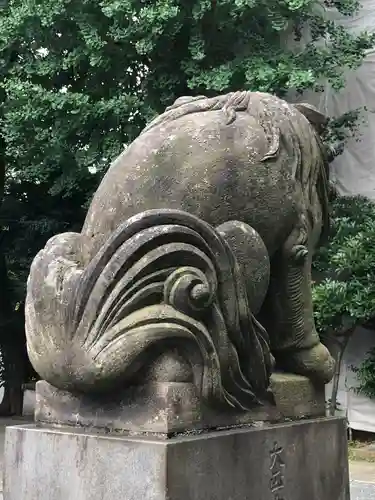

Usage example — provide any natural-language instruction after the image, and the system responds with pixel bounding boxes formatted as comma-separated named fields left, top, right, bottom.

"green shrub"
left=313, top=195, right=375, bottom=403
left=313, top=195, right=375, bottom=336
left=354, top=349, right=375, bottom=398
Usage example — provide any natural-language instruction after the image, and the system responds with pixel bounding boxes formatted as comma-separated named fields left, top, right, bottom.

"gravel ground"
left=351, top=481, right=375, bottom=499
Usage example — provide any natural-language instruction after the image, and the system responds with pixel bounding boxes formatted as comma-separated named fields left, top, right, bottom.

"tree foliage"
left=0, top=0, right=373, bottom=396
left=312, top=196, right=375, bottom=408
left=1, top=0, right=374, bottom=193
left=354, top=350, right=375, bottom=398
left=313, top=196, right=375, bottom=335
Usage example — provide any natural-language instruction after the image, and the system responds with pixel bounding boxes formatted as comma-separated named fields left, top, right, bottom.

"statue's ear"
left=293, top=103, right=328, bottom=131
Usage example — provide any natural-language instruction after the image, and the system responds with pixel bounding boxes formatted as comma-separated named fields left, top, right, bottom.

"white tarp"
left=306, top=1, right=375, bottom=198
left=309, top=0, right=375, bottom=429
left=315, top=57, right=375, bottom=198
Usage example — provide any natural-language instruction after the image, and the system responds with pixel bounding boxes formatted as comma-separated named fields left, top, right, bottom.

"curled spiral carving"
left=164, top=267, right=214, bottom=317
left=25, top=209, right=273, bottom=410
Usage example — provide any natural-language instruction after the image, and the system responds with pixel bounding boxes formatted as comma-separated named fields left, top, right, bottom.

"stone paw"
left=276, top=342, right=335, bottom=385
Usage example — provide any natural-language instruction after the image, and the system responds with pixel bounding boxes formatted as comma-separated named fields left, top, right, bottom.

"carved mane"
left=143, top=90, right=330, bottom=247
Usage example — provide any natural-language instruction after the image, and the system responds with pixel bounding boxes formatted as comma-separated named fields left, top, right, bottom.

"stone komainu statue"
left=25, top=91, right=334, bottom=411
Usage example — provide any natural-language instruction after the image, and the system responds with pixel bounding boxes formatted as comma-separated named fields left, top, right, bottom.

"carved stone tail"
left=25, top=209, right=273, bottom=410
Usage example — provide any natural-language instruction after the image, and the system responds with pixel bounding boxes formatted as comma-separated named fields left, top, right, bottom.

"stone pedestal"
left=33, top=373, right=326, bottom=435
left=4, top=417, right=349, bottom=500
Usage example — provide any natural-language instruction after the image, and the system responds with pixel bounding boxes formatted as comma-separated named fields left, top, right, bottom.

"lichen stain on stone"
left=25, top=90, right=335, bottom=422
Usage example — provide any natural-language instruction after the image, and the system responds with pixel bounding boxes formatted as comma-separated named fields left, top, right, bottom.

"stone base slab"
left=4, top=417, right=349, bottom=500
left=35, top=372, right=325, bottom=435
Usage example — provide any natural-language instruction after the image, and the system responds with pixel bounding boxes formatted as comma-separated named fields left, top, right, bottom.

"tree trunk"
left=0, top=340, right=24, bottom=416
left=328, top=330, right=353, bottom=417
left=0, top=94, right=25, bottom=415
left=0, top=251, right=25, bottom=416
left=0, top=47, right=26, bottom=415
